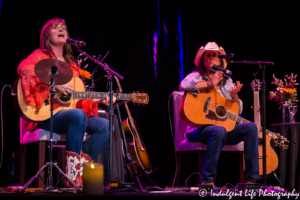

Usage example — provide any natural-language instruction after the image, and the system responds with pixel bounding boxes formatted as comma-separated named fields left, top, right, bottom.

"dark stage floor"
left=1, top=186, right=299, bottom=199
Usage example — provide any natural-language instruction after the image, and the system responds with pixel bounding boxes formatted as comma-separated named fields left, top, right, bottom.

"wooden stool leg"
left=175, top=151, right=181, bottom=186
left=239, top=151, right=245, bottom=183
left=19, top=144, right=26, bottom=185
left=37, top=141, right=46, bottom=188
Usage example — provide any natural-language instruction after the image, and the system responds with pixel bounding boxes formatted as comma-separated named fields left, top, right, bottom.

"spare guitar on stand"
left=251, top=79, right=288, bottom=187
left=113, top=76, right=162, bottom=191
left=251, top=79, right=279, bottom=175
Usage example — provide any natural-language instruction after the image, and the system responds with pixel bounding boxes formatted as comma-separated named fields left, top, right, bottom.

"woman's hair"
left=198, top=51, right=225, bottom=75
left=39, top=18, right=75, bottom=65
left=198, top=51, right=227, bottom=82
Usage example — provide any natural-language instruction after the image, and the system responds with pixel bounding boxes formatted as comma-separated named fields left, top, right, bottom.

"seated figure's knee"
left=97, top=118, right=109, bottom=138
left=250, top=122, right=258, bottom=131
left=104, top=119, right=109, bottom=131
left=67, top=109, right=87, bottom=124
left=212, top=126, right=227, bottom=140
left=246, top=122, right=258, bottom=137
left=78, top=109, right=87, bottom=118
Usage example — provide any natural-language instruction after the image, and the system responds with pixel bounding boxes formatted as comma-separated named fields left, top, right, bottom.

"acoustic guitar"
left=179, top=83, right=289, bottom=150
left=13, top=76, right=149, bottom=122
left=114, top=76, right=152, bottom=174
left=251, top=79, right=280, bottom=176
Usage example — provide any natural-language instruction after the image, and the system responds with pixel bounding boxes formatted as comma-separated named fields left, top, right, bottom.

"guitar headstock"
left=272, top=132, right=290, bottom=150
left=131, top=93, right=149, bottom=104
left=251, top=79, right=261, bottom=92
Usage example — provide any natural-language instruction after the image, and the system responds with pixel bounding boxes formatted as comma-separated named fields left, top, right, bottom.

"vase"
left=282, top=100, right=298, bottom=123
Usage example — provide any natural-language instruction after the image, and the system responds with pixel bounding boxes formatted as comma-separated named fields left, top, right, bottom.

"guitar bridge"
left=205, top=110, right=227, bottom=121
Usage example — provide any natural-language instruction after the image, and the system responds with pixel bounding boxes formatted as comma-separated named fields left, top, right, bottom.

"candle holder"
left=82, top=162, right=104, bottom=196
left=282, top=101, right=298, bottom=123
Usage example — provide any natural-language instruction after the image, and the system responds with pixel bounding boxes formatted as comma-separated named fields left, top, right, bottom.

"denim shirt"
left=179, top=71, right=244, bottom=136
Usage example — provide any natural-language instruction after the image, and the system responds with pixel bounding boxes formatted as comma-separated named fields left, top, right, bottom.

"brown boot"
left=65, top=151, right=82, bottom=188
left=201, top=182, right=216, bottom=187
left=79, top=152, right=92, bottom=186
left=80, top=152, right=92, bottom=165
left=245, top=180, right=256, bottom=184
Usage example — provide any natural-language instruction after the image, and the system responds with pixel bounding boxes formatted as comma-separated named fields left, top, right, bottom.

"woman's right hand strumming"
left=54, top=83, right=74, bottom=95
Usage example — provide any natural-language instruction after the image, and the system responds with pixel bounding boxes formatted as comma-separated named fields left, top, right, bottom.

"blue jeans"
left=186, top=122, right=259, bottom=183
left=82, top=115, right=109, bottom=160
left=38, top=109, right=109, bottom=161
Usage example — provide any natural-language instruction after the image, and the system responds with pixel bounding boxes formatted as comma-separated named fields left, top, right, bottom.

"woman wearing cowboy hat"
left=180, top=42, right=259, bottom=186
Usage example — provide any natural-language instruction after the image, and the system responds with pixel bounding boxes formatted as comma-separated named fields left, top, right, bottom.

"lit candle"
left=82, top=162, right=103, bottom=195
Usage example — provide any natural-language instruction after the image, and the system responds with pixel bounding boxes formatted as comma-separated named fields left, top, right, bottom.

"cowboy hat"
left=194, top=42, right=226, bottom=67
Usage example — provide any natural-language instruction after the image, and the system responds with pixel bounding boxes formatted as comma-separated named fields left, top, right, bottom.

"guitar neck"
left=226, top=110, right=276, bottom=139
left=113, top=76, right=142, bottom=143
left=72, top=91, right=131, bottom=100
left=253, top=91, right=261, bottom=128
left=124, top=103, right=139, bottom=133
left=225, top=111, right=250, bottom=124
left=115, top=78, right=144, bottom=149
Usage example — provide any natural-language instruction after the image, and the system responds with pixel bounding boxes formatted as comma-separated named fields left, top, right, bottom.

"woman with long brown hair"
left=17, top=18, right=115, bottom=188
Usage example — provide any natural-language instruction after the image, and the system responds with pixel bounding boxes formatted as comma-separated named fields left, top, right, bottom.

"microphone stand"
left=77, top=48, right=124, bottom=190
left=89, top=52, right=110, bottom=91
left=20, top=66, right=78, bottom=192
left=227, top=60, right=274, bottom=65
left=228, top=59, right=274, bottom=186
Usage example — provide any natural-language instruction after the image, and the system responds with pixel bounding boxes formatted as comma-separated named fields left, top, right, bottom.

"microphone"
left=211, top=65, right=232, bottom=79
left=218, top=53, right=235, bottom=60
left=66, top=38, right=86, bottom=47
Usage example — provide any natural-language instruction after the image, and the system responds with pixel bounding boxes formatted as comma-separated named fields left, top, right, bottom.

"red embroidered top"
left=17, top=49, right=99, bottom=130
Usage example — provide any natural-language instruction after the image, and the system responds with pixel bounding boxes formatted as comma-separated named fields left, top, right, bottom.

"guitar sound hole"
left=215, top=106, right=226, bottom=117
left=57, top=92, right=72, bottom=103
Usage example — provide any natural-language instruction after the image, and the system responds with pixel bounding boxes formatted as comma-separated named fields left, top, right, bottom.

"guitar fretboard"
left=226, top=111, right=250, bottom=123
left=72, top=91, right=131, bottom=100
left=226, top=111, right=275, bottom=139
left=253, top=91, right=261, bottom=127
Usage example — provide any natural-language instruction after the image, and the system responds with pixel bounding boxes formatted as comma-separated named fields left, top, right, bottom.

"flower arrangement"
left=79, top=68, right=92, bottom=79
left=269, top=73, right=298, bottom=108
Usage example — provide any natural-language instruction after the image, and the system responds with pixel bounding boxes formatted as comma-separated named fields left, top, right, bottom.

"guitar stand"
left=271, top=171, right=284, bottom=189
left=20, top=66, right=78, bottom=193
left=20, top=161, right=79, bottom=193
left=114, top=103, right=162, bottom=192
left=125, top=160, right=145, bottom=191
left=123, top=154, right=161, bottom=192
